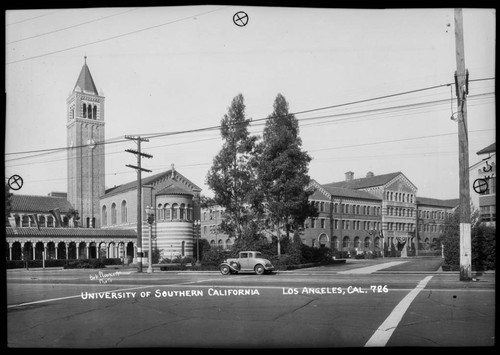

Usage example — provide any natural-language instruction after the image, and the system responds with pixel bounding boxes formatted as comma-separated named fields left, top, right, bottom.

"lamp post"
left=193, top=220, right=201, bottom=265
left=145, top=205, right=155, bottom=273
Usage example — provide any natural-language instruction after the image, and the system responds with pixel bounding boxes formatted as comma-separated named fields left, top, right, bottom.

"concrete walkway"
left=337, top=260, right=410, bottom=274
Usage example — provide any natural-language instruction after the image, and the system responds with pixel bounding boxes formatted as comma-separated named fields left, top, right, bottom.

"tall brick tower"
left=66, top=57, right=105, bottom=228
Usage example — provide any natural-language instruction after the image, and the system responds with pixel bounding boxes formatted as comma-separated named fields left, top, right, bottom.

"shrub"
left=63, top=259, right=106, bottom=269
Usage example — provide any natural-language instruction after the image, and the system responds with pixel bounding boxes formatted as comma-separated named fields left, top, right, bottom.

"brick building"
left=199, top=171, right=459, bottom=256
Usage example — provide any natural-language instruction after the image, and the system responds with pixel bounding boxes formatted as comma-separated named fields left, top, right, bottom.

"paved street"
left=7, top=257, right=495, bottom=348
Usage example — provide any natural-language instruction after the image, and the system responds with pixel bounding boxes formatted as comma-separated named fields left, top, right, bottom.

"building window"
left=102, top=206, right=107, bottom=226
left=320, top=202, right=324, bottom=212
left=121, top=200, right=127, bottom=223
left=172, top=203, right=178, bottom=220
left=110, top=203, right=117, bottom=224
left=157, top=204, right=163, bottom=220
left=311, top=218, right=316, bottom=228
left=180, top=204, right=185, bottom=220
left=164, top=204, right=170, bottom=220
left=82, top=103, right=87, bottom=118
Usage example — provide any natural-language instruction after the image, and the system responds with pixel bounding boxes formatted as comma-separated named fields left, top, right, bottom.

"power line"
left=6, top=6, right=230, bottom=65
left=6, top=8, right=139, bottom=45
left=4, top=82, right=495, bottom=160
left=6, top=9, right=63, bottom=26
left=308, top=129, right=493, bottom=153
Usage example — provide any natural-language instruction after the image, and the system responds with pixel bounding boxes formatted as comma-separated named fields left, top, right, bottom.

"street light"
left=193, top=220, right=201, bottom=265
left=145, top=205, right=155, bottom=273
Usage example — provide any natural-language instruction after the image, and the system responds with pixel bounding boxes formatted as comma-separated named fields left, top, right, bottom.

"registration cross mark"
left=233, top=11, right=249, bottom=27
left=8, top=174, right=23, bottom=190
left=473, top=178, right=488, bottom=194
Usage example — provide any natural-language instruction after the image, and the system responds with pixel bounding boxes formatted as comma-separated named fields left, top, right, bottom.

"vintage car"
left=219, top=251, right=274, bottom=275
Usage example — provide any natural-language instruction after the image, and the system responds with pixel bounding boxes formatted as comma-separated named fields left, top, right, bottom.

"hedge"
left=6, top=258, right=122, bottom=269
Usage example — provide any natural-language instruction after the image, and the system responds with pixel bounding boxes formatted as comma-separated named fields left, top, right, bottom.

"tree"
left=255, top=93, right=315, bottom=255
left=206, top=94, right=258, bottom=239
left=65, top=208, right=80, bottom=227
left=440, top=205, right=495, bottom=270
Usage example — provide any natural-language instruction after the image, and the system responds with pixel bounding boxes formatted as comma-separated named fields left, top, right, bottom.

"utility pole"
left=454, top=8, right=472, bottom=281
left=125, top=135, right=153, bottom=273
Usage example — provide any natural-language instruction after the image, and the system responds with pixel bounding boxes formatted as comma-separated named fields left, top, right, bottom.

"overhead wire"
left=6, top=8, right=139, bottom=45
left=5, top=6, right=230, bottom=65
left=5, top=82, right=495, bottom=164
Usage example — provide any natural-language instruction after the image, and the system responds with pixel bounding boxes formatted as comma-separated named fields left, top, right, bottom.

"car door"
left=239, top=252, right=250, bottom=270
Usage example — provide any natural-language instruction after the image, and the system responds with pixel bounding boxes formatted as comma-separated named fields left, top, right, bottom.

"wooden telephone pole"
left=125, top=135, right=153, bottom=273
left=454, top=8, right=472, bottom=281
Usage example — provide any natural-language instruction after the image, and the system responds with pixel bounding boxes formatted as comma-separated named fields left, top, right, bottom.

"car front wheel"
left=254, top=265, right=265, bottom=275
left=220, top=265, right=230, bottom=275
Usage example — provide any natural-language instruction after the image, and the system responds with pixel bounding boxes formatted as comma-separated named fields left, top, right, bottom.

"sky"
left=4, top=6, right=496, bottom=207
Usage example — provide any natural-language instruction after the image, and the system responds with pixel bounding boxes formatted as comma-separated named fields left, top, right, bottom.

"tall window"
left=93, top=106, right=97, bottom=120
left=157, top=204, right=163, bottom=220
left=164, top=204, right=170, bottom=220
left=121, top=200, right=127, bottom=223
left=172, top=203, right=178, bottom=220
left=111, top=203, right=117, bottom=225
left=180, top=204, right=185, bottom=220
left=82, top=103, right=87, bottom=118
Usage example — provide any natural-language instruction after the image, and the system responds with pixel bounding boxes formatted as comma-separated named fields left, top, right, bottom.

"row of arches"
left=82, top=103, right=98, bottom=120
left=312, top=201, right=382, bottom=216
left=388, top=207, right=415, bottom=217
left=419, top=209, right=448, bottom=220
left=11, top=214, right=68, bottom=228
left=6, top=241, right=134, bottom=261
left=156, top=203, right=193, bottom=221
left=102, top=201, right=127, bottom=226
left=314, top=234, right=438, bottom=251
left=386, top=191, right=415, bottom=203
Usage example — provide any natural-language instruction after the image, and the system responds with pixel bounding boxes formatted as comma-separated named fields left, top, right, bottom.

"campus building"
left=6, top=193, right=136, bottom=262
left=5, top=58, right=203, bottom=263
left=304, top=171, right=459, bottom=255
left=475, top=142, right=496, bottom=226
left=100, top=165, right=202, bottom=260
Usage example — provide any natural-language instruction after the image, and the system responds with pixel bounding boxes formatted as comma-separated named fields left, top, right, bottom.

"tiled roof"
left=10, top=194, right=74, bottom=214
left=156, top=183, right=193, bottom=196
left=476, top=142, right=495, bottom=155
left=416, top=197, right=460, bottom=208
left=5, top=227, right=136, bottom=238
left=322, top=185, right=380, bottom=201
left=103, top=169, right=201, bottom=198
left=324, top=172, right=402, bottom=190
left=73, top=60, right=99, bottom=95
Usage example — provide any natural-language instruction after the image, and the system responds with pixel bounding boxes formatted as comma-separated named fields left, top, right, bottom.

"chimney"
left=366, top=171, right=374, bottom=178
left=345, top=171, right=354, bottom=181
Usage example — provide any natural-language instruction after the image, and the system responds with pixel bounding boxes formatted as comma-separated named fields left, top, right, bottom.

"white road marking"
left=364, top=275, right=433, bottom=347
left=338, top=261, right=409, bottom=274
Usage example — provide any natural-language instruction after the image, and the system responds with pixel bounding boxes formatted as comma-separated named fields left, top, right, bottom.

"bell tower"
left=67, top=57, right=105, bottom=228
